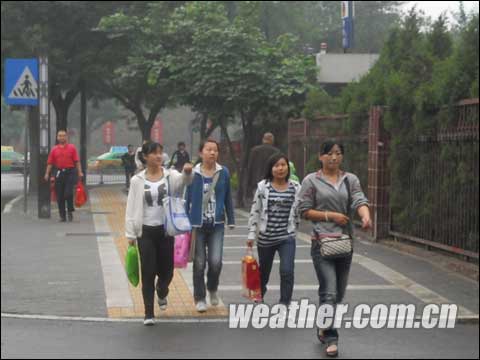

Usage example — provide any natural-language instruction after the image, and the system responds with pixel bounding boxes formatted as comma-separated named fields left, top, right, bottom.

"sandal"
left=317, top=329, right=338, bottom=357
left=325, top=340, right=338, bottom=358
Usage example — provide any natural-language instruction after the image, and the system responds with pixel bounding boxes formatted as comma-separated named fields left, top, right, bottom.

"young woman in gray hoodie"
left=298, top=141, right=372, bottom=357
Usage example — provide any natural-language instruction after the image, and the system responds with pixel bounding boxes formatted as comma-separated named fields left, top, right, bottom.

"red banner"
left=150, top=117, right=163, bottom=143
left=103, top=121, right=115, bottom=145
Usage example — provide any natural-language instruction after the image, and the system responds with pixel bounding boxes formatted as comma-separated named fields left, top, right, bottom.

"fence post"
left=368, top=106, right=391, bottom=241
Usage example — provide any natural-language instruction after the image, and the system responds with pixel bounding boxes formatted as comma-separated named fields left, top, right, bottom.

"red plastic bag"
left=241, top=246, right=262, bottom=302
left=75, top=181, right=87, bottom=207
left=50, top=177, right=57, bottom=202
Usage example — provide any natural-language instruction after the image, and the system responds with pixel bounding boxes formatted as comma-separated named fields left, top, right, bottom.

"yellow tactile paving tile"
left=91, top=186, right=228, bottom=319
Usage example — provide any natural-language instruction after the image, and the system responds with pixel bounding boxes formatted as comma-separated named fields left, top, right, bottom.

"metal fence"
left=389, top=100, right=479, bottom=258
left=86, top=168, right=126, bottom=186
left=288, top=100, right=479, bottom=259
left=288, top=113, right=369, bottom=187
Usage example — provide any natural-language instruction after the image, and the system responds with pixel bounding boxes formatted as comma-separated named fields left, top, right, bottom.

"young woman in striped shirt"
left=247, top=153, right=301, bottom=306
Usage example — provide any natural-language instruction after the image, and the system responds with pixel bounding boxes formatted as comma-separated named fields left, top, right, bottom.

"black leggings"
left=137, top=225, right=174, bottom=318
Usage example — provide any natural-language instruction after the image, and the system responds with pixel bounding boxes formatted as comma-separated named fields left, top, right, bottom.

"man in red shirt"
left=44, top=129, right=84, bottom=222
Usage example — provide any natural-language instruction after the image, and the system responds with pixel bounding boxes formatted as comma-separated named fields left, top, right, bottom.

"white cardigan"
left=247, top=179, right=301, bottom=241
left=125, top=168, right=193, bottom=240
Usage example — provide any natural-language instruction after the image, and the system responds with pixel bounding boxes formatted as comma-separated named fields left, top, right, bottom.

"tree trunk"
left=53, top=101, right=68, bottom=133
left=236, top=112, right=255, bottom=208
left=133, top=107, right=148, bottom=141
left=80, top=81, right=87, bottom=184
left=200, top=113, right=208, bottom=142
left=51, top=88, right=79, bottom=133
left=219, top=118, right=240, bottom=175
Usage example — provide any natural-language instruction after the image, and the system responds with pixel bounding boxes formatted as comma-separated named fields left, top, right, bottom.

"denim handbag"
left=163, top=175, right=192, bottom=237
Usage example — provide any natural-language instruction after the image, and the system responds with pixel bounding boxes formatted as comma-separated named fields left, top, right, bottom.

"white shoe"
left=209, top=291, right=219, bottom=306
left=158, top=296, right=168, bottom=311
left=143, top=318, right=155, bottom=326
left=196, top=301, right=207, bottom=313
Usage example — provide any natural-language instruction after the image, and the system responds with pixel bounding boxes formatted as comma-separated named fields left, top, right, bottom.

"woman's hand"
left=361, top=216, right=372, bottom=230
left=128, top=239, right=136, bottom=247
left=357, top=206, right=372, bottom=231
left=183, top=163, right=193, bottom=174
left=330, top=212, right=350, bottom=226
left=246, top=239, right=254, bottom=248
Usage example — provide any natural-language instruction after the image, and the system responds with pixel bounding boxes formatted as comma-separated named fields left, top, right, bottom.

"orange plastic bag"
left=75, top=181, right=87, bottom=207
left=241, top=246, right=262, bottom=302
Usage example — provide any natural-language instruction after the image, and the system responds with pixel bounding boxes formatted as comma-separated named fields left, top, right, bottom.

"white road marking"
left=3, top=194, right=23, bottom=213
left=1, top=313, right=228, bottom=323
left=90, top=191, right=133, bottom=309
left=218, top=285, right=399, bottom=291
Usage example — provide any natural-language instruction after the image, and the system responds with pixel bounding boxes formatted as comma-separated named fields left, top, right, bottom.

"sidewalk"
left=89, top=186, right=228, bottom=318
left=2, top=185, right=479, bottom=323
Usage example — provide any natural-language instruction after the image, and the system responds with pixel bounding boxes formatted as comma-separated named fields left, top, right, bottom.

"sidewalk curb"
left=2, top=312, right=478, bottom=325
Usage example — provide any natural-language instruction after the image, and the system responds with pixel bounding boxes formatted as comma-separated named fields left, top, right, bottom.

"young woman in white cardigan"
left=125, top=142, right=193, bottom=325
left=247, top=153, right=301, bottom=306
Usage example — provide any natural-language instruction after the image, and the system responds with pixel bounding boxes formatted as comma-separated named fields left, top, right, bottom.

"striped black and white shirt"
left=258, top=183, right=296, bottom=247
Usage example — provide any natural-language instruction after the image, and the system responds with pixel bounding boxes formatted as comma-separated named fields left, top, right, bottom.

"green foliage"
left=230, top=172, right=239, bottom=191
left=338, top=9, right=479, bottom=246
left=1, top=99, right=26, bottom=145
left=305, top=153, right=321, bottom=176
left=302, top=87, right=339, bottom=120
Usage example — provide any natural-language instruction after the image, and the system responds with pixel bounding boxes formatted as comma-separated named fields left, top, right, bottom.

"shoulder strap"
left=202, top=170, right=220, bottom=210
left=344, top=176, right=353, bottom=237
left=166, top=170, right=174, bottom=197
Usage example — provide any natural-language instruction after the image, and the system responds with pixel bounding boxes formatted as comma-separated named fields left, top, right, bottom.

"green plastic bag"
left=125, top=244, right=139, bottom=287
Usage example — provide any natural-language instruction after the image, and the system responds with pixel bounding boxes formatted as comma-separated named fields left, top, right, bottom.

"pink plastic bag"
left=174, top=232, right=192, bottom=269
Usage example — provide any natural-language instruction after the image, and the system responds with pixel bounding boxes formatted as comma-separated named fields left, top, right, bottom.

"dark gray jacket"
left=246, top=144, right=280, bottom=197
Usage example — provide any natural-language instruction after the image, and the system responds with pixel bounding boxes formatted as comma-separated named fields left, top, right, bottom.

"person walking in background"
left=246, top=133, right=280, bottom=203
left=44, top=129, right=84, bottom=222
left=169, top=142, right=191, bottom=172
left=121, top=145, right=136, bottom=192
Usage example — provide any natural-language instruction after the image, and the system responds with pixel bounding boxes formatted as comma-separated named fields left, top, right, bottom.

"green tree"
left=161, top=2, right=316, bottom=205
left=338, top=9, right=479, bottom=245
left=96, top=2, right=187, bottom=141
left=1, top=1, right=122, bottom=131
left=1, top=98, right=26, bottom=145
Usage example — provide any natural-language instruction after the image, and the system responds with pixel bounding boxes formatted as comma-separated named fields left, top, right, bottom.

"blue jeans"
left=311, top=240, right=353, bottom=342
left=193, top=224, right=225, bottom=302
left=257, top=237, right=296, bottom=305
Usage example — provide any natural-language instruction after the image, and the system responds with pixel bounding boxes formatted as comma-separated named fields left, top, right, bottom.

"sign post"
left=4, top=58, right=41, bottom=215
left=38, top=55, right=51, bottom=219
left=341, top=1, right=355, bottom=52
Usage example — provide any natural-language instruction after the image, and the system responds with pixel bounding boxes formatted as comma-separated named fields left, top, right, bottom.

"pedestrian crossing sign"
left=4, top=58, right=39, bottom=106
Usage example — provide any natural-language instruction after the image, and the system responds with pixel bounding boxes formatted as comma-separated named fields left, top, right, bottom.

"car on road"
left=87, top=146, right=129, bottom=173
left=11, top=152, right=29, bottom=174
left=1, top=149, right=27, bottom=173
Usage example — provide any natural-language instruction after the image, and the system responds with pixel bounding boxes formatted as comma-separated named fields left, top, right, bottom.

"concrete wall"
left=316, top=53, right=379, bottom=83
